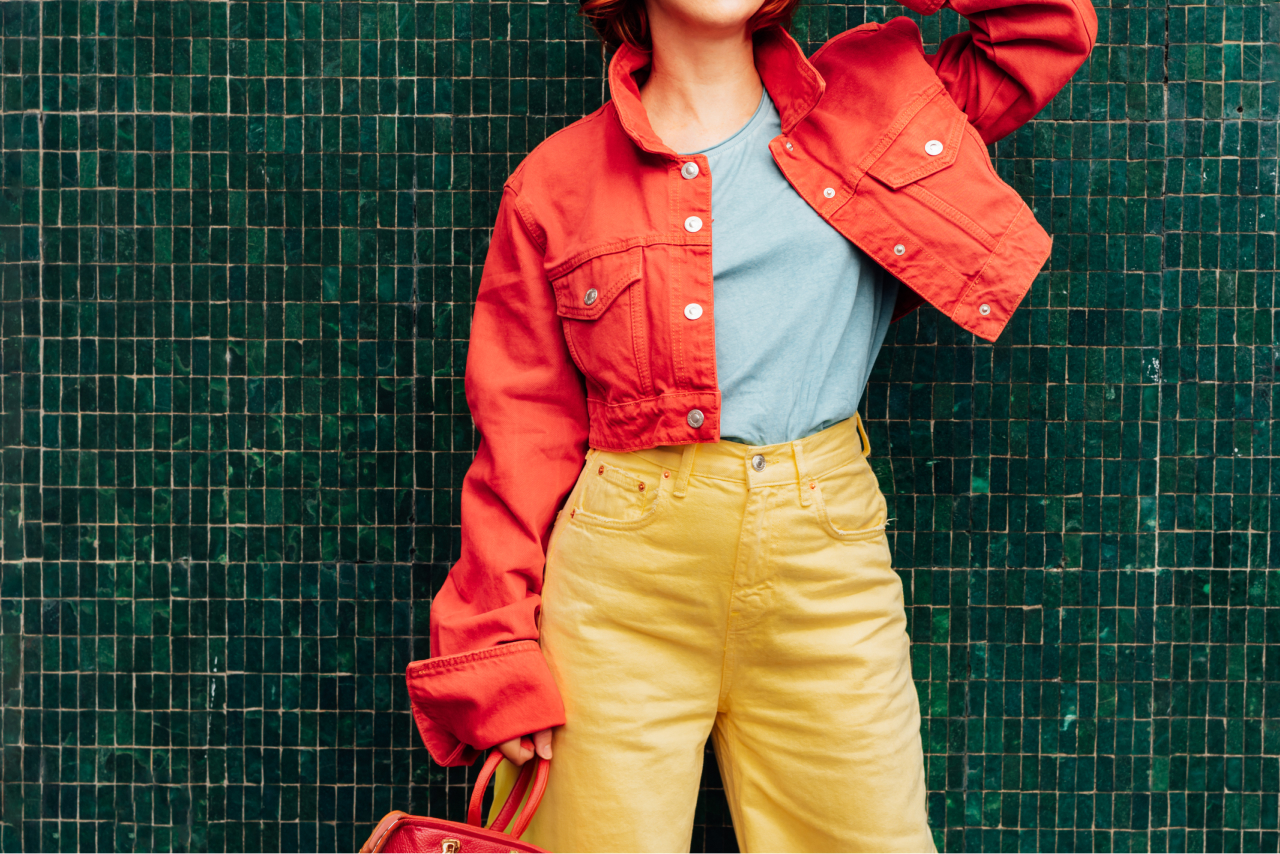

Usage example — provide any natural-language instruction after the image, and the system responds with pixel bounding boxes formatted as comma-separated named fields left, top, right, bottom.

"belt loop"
left=855, top=414, right=872, bottom=457
left=673, top=443, right=698, bottom=498
left=794, top=439, right=813, bottom=507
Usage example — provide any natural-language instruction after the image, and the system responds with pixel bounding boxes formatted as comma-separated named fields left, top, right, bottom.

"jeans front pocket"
left=570, top=452, right=666, bottom=531
left=810, top=456, right=889, bottom=542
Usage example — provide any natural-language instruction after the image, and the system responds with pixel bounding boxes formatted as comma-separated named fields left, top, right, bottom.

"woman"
left=406, top=0, right=1096, bottom=849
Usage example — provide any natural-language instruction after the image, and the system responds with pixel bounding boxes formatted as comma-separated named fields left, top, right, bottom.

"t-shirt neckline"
left=677, top=89, right=773, bottom=157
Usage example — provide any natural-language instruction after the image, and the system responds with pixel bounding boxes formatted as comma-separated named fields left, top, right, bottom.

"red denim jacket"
left=407, top=0, right=1097, bottom=766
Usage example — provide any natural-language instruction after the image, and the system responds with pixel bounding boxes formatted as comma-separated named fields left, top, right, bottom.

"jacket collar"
left=607, top=25, right=827, bottom=159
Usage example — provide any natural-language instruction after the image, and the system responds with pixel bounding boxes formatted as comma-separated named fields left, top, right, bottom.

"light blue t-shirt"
left=684, top=90, right=897, bottom=446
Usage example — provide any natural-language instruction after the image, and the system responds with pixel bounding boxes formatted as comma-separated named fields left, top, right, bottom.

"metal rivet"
left=684, top=216, right=703, bottom=233
left=638, top=482, right=645, bottom=491
left=925, top=139, right=944, bottom=156
left=687, top=409, right=705, bottom=428
left=979, top=303, right=991, bottom=316
left=810, top=482, right=816, bottom=489
left=598, top=465, right=604, bottom=475
left=823, top=187, right=835, bottom=198
left=583, top=288, right=598, bottom=306
left=684, top=303, right=703, bottom=320
left=751, top=454, right=766, bottom=472
left=663, top=471, right=671, bottom=478
left=681, top=161, right=699, bottom=179
left=785, top=141, right=794, bottom=151
left=894, top=244, right=906, bottom=256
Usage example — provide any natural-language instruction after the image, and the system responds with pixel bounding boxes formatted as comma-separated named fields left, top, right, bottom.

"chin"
left=658, top=0, right=768, bottom=34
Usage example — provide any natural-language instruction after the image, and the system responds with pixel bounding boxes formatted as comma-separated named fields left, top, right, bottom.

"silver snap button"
left=925, top=139, right=944, bottom=156
left=681, top=161, right=699, bottom=180
left=785, top=141, right=794, bottom=151
left=583, top=288, right=598, bottom=306
left=893, top=244, right=905, bottom=256
left=979, top=303, right=991, bottom=316
left=687, top=409, right=705, bottom=428
left=684, top=303, right=703, bottom=320
left=823, top=187, right=835, bottom=198
left=751, top=454, right=766, bottom=472
left=684, top=216, right=703, bottom=233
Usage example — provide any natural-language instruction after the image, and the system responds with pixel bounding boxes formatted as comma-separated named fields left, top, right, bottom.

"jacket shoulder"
left=811, top=16, right=926, bottom=68
left=810, top=16, right=943, bottom=108
left=506, top=105, right=615, bottom=196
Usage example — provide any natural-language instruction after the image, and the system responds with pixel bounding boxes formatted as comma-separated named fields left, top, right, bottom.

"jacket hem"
left=586, top=390, right=723, bottom=452
left=950, top=206, right=1053, bottom=341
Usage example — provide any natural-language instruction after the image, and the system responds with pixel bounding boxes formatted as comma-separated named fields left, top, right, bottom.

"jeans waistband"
left=601, top=414, right=871, bottom=492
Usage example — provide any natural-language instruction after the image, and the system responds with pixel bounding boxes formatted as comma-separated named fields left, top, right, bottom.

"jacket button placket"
left=678, top=156, right=713, bottom=432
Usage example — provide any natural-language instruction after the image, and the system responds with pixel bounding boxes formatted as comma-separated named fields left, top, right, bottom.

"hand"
left=497, top=729, right=553, bottom=766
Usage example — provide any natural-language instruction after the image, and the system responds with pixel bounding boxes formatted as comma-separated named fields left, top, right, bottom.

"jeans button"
left=687, top=409, right=705, bottom=428
left=751, top=454, right=766, bottom=472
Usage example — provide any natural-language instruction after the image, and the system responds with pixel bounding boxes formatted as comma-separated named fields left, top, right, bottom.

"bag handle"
left=466, top=744, right=550, bottom=839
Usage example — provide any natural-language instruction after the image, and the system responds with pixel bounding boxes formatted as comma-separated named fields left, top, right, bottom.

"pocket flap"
left=865, top=90, right=968, bottom=190
left=550, top=248, right=642, bottom=321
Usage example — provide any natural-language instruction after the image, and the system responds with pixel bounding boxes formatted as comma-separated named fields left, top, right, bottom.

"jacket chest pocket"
left=863, top=88, right=1008, bottom=251
left=549, top=246, right=652, bottom=399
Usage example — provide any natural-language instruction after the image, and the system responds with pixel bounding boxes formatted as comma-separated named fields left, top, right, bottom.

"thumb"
left=533, top=729, right=553, bottom=760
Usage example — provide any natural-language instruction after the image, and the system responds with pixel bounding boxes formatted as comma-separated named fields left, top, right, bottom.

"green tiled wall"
left=0, top=0, right=1277, bottom=850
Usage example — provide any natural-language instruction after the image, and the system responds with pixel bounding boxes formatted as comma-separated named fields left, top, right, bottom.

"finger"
left=533, top=729, right=553, bottom=760
left=498, top=736, right=532, bottom=766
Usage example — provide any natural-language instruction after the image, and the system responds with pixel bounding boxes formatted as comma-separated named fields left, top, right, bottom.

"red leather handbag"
left=359, top=749, right=549, bottom=853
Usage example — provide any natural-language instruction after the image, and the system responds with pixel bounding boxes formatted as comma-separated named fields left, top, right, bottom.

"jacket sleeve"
left=406, top=185, right=587, bottom=767
left=899, top=0, right=1098, bottom=144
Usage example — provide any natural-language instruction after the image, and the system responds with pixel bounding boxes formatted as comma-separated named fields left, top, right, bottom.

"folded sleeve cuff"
left=405, top=640, right=567, bottom=767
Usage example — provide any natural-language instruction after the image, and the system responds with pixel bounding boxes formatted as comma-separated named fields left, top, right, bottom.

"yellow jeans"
left=497, top=417, right=934, bottom=853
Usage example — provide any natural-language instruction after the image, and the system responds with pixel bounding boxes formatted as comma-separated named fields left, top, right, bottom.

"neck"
left=639, top=18, right=763, bottom=153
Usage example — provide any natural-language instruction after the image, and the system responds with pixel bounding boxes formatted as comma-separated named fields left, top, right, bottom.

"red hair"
left=579, top=0, right=801, bottom=51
